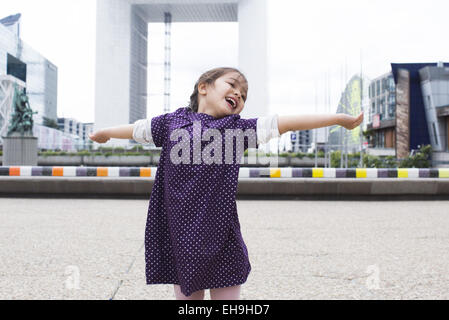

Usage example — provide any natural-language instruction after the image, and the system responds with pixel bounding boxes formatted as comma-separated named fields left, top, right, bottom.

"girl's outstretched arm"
left=89, top=124, right=134, bottom=143
left=277, top=112, right=364, bottom=135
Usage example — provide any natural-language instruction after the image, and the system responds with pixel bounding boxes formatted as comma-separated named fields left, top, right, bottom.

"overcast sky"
left=1, top=0, right=448, bottom=123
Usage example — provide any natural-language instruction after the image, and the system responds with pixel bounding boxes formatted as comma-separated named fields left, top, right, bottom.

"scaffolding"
left=164, top=12, right=172, bottom=113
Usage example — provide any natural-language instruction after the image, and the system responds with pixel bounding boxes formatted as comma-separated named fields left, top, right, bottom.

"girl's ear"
left=198, top=82, right=207, bottom=95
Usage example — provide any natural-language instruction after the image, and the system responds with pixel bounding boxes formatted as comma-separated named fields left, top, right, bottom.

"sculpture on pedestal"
left=7, top=85, right=38, bottom=136
left=2, top=84, right=39, bottom=166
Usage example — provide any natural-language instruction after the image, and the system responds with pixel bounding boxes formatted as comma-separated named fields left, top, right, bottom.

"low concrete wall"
left=1, top=177, right=449, bottom=199
left=0, top=155, right=323, bottom=167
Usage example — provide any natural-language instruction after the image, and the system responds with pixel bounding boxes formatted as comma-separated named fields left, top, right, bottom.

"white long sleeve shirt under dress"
left=132, top=113, right=280, bottom=146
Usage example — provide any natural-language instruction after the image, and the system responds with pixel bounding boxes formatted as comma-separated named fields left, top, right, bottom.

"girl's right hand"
left=88, top=130, right=111, bottom=143
left=338, top=112, right=364, bottom=130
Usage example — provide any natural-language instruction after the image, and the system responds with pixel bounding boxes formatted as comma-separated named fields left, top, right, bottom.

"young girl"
left=89, top=67, right=363, bottom=300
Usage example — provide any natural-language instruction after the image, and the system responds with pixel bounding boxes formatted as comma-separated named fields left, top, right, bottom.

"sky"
left=0, top=0, right=448, bottom=124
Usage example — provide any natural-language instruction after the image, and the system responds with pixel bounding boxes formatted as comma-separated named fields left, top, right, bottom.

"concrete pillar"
left=238, top=0, right=268, bottom=118
left=95, top=0, right=132, bottom=147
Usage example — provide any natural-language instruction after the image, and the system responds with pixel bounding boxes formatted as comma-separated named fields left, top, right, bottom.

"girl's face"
left=198, top=72, right=247, bottom=118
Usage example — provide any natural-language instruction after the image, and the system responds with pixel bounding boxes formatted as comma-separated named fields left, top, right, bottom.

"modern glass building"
left=365, top=62, right=449, bottom=164
left=419, top=64, right=449, bottom=151
left=327, top=74, right=368, bottom=153
left=58, top=117, right=94, bottom=149
left=366, top=72, right=396, bottom=151
left=0, top=13, right=58, bottom=145
left=290, top=130, right=313, bottom=153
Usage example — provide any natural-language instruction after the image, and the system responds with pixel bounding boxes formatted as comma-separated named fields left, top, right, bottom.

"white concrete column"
left=238, top=0, right=268, bottom=118
left=95, top=0, right=132, bottom=147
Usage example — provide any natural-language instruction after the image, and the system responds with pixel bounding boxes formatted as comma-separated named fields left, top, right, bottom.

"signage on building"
left=373, top=114, right=380, bottom=128
left=291, top=132, right=297, bottom=141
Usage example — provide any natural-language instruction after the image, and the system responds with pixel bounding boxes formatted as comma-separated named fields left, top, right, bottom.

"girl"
left=89, top=67, right=363, bottom=300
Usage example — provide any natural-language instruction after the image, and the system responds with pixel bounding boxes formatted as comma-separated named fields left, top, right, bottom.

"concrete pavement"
left=0, top=198, right=448, bottom=299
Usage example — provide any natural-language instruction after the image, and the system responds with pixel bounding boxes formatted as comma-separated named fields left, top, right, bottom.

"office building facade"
left=366, top=72, right=396, bottom=151
left=365, top=62, right=449, bottom=163
left=0, top=14, right=58, bottom=145
left=290, top=130, right=313, bottom=153
left=58, top=117, right=94, bottom=149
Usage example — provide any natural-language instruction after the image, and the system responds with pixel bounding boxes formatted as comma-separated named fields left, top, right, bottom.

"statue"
left=7, top=85, right=38, bottom=136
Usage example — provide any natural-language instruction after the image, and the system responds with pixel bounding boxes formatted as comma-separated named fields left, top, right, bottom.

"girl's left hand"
left=338, top=112, right=364, bottom=130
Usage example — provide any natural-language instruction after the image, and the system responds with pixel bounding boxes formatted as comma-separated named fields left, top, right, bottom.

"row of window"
left=371, top=101, right=396, bottom=119
left=369, top=75, right=395, bottom=98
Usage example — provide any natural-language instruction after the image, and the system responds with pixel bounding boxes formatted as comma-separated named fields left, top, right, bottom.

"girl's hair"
left=188, top=67, right=248, bottom=112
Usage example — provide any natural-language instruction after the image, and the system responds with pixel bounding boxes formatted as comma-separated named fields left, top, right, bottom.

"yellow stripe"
left=439, top=168, right=449, bottom=178
left=398, top=169, right=408, bottom=178
left=270, top=168, right=281, bottom=178
left=312, top=168, right=323, bottom=178
left=356, top=168, right=367, bottom=178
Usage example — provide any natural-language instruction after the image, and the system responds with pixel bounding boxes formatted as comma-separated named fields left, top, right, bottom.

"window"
left=376, top=80, right=380, bottom=95
left=388, top=76, right=395, bottom=92
left=7, top=53, right=27, bottom=82
left=432, top=122, right=438, bottom=146
left=380, top=98, right=385, bottom=114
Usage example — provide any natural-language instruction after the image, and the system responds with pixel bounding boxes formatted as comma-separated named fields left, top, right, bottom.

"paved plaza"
left=0, top=197, right=448, bottom=300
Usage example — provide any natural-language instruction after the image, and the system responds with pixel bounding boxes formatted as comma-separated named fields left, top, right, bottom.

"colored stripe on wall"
left=1, top=167, right=449, bottom=178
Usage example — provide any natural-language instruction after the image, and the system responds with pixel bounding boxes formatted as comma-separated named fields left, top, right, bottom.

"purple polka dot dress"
left=145, top=107, right=259, bottom=297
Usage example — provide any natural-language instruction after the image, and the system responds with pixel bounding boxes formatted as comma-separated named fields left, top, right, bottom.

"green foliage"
left=124, top=152, right=143, bottom=156
left=398, top=144, right=432, bottom=168
left=331, top=150, right=341, bottom=168
left=98, top=146, right=113, bottom=153
left=331, top=150, right=361, bottom=168
left=113, top=147, right=125, bottom=153
left=361, top=144, right=432, bottom=168
left=36, top=149, right=153, bottom=157
left=29, top=145, right=433, bottom=169
left=384, top=156, right=398, bottom=168
left=306, top=153, right=315, bottom=158
left=130, top=145, right=144, bottom=152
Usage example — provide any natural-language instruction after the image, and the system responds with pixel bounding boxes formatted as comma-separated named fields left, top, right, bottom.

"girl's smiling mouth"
left=225, top=97, right=238, bottom=109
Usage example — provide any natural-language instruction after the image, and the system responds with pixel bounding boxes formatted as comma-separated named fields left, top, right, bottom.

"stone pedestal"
left=2, top=133, right=38, bottom=166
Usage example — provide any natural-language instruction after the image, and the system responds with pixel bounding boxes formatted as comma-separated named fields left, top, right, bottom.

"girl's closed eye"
left=228, top=82, right=245, bottom=100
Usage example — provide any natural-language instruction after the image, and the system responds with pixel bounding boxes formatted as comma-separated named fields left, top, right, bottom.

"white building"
left=58, top=117, right=94, bottom=149
left=0, top=14, right=58, bottom=137
left=95, top=0, right=268, bottom=147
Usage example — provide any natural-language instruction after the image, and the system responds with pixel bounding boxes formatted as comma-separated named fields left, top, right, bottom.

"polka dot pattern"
left=145, top=107, right=258, bottom=297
